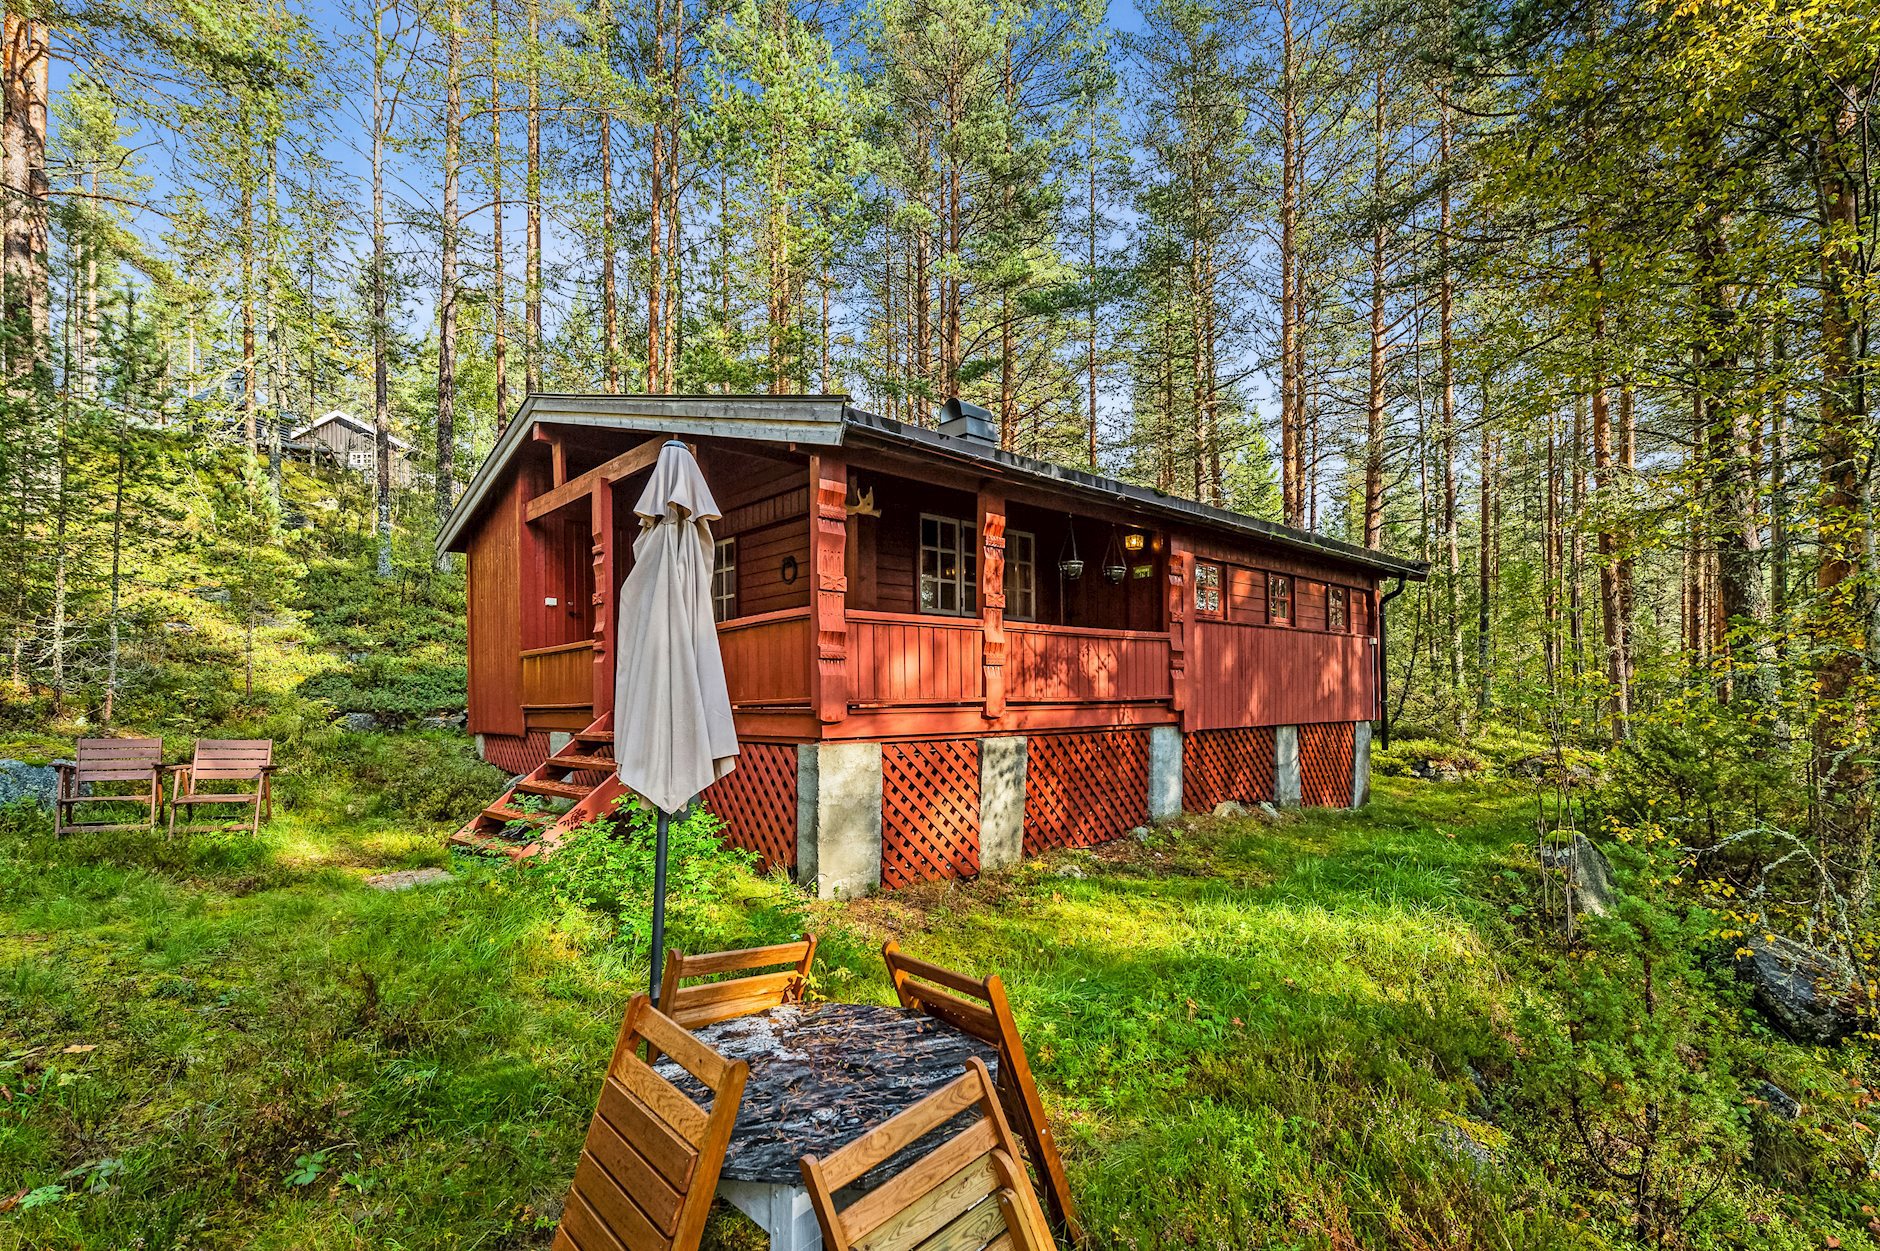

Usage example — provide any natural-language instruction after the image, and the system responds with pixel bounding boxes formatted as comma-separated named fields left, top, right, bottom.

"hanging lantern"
left=1057, top=516, right=1084, bottom=580
left=1101, top=527, right=1128, bottom=585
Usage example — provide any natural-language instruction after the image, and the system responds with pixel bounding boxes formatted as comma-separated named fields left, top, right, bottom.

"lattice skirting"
left=880, top=740, right=981, bottom=889
left=702, top=742, right=799, bottom=873
left=1183, top=726, right=1277, bottom=812
left=1299, top=722, right=1357, bottom=808
left=1023, top=730, right=1150, bottom=855
left=481, top=731, right=551, bottom=775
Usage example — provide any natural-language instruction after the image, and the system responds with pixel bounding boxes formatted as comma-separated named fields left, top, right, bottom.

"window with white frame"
left=919, top=514, right=977, bottom=616
left=1004, top=531, right=1036, bottom=621
left=712, top=537, right=737, bottom=622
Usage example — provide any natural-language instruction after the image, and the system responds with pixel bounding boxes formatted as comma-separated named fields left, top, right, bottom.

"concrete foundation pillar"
left=978, top=736, right=1026, bottom=871
left=1352, top=721, right=1373, bottom=808
left=1275, top=725, right=1301, bottom=807
left=796, top=743, right=883, bottom=900
left=548, top=730, right=573, bottom=756
left=1148, top=726, right=1183, bottom=821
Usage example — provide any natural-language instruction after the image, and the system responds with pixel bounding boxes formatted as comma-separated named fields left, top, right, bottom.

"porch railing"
left=521, top=640, right=594, bottom=708
left=719, top=608, right=814, bottom=707
left=847, top=611, right=985, bottom=706
left=1006, top=623, right=1171, bottom=704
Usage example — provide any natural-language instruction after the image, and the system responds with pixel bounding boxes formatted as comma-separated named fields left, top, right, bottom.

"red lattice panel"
left=1183, top=726, right=1277, bottom=812
left=482, top=731, right=551, bottom=775
left=1299, top=722, right=1357, bottom=808
left=881, top=740, right=981, bottom=889
left=1023, top=730, right=1150, bottom=855
left=702, top=742, right=800, bottom=873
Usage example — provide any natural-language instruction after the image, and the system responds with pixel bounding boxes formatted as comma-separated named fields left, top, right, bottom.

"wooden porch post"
left=810, top=455, right=849, bottom=724
left=591, top=479, right=615, bottom=717
left=978, top=487, right=1006, bottom=720
left=1167, top=536, right=1193, bottom=731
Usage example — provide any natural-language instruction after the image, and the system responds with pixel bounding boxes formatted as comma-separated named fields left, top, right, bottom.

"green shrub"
left=273, top=730, right=506, bottom=823
left=296, top=657, right=467, bottom=723
left=526, top=799, right=763, bottom=956
left=1374, top=735, right=1489, bottom=779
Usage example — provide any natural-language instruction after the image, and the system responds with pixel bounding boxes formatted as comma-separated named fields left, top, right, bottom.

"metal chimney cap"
left=937, top=397, right=997, bottom=445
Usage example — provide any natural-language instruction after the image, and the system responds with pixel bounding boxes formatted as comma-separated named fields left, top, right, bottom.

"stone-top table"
left=652, top=1002, right=998, bottom=1250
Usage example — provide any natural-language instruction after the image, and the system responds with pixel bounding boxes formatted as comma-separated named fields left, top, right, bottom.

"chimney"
left=937, top=397, right=997, bottom=447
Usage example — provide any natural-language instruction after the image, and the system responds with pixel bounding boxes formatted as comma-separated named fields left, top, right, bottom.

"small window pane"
left=1268, top=574, right=1292, bottom=623
left=1005, top=531, right=1036, bottom=621
left=712, top=537, right=737, bottom=622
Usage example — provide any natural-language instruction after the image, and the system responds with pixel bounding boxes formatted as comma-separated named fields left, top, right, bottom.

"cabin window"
left=1328, top=584, right=1348, bottom=632
left=712, top=537, right=737, bottom=622
left=347, top=447, right=373, bottom=471
left=919, top=514, right=977, bottom=616
left=1267, top=573, right=1293, bottom=624
left=1193, top=562, right=1223, bottom=617
left=1005, top=531, right=1036, bottom=621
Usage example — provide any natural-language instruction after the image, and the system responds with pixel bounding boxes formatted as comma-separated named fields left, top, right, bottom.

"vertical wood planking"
left=590, top=480, right=616, bottom=716
left=810, top=455, right=849, bottom=723
left=979, top=488, right=1007, bottom=720
left=467, top=472, right=526, bottom=736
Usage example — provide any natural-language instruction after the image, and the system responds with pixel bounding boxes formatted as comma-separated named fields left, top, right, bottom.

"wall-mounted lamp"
left=1122, top=532, right=1145, bottom=553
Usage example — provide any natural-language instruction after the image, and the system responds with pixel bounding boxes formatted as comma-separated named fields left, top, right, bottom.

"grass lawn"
left=0, top=766, right=1867, bottom=1250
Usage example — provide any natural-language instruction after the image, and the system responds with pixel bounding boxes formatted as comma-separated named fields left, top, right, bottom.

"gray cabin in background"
left=291, top=410, right=417, bottom=487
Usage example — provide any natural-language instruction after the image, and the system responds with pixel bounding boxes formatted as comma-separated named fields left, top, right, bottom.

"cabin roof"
left=438, top=393, right=1428, bottom=580
left=292, top=409, right=414, bottom=451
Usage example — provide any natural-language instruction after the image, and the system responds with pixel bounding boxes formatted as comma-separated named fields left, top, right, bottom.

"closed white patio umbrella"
left=614, top=440, right=739, bottom=999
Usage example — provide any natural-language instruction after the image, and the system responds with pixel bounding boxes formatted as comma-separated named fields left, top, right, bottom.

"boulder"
left=1129, top=826, right=1152, bottom=844
left=1257, top=801, right=1282, bottom=822
left=365, top=867, right=455, bottom=891
left=419, top=713, right=468, bottom=732
left=1755, top=1080, right=1801, bottom=1122
left=0, top=760, right=60, bottom=810
left=1509, top=753, right=1598, bottom=786
left=1736, top=935, right=1860, bottom=1046
left=1540, top=834, right=1618, bottom=924
left=1212, top=800, right=1249, bottom=819
left=1411, top=758, right=1465, bottom=781
left=341, top=712, right=379, bottom=733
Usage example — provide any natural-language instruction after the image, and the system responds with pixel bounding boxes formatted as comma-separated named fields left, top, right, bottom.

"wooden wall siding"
left=1005, top=625, right=1171, bottom=704
left=709, top=450, right=811, bottom=618
left=719, top=609, right=813, bottom=706
left=1023, top=730, right=1150, bottom=855
left=522, top=641, right=594, bottom=708
left=481, top=730, right=551, bottom=774
left=467, top=474, right=526, bottom=736
left=1188, top=621, right=1377, bottom=729
left=880, top=739, right=981, bottom=888
left=701, top=742, right=798, bottom=872
left=1226, top=566, right=1266, bottom=619
left=1299, top=721, right=1357, bottom=807
left=521, top=506, right=596, bottom=650
left=1295, top=580, right=1328, bottom=631
left=1183, top=726, right=1278, bottom=811
left=848, top=612, right=984, bottom=706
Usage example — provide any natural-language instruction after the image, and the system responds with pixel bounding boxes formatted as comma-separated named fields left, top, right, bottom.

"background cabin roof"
left=292, top=409, right=415, bottom=451
left=437, top=393, right=1428, bottom=581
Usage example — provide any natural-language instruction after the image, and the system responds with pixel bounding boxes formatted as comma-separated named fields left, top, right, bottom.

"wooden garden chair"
left=882, top=941, right=1083, bottom=1245
left=800, top=1057, right=1059, bottom=1251
left=657, top=935, right=818, bottom=1031
left=54, top=738, right=162, bottom=836
left=552, top=994, right=748, bottom=1251
left=167, top=739, right=275, bottom=836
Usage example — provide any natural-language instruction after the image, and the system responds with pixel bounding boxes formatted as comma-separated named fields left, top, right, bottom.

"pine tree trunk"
left=1277, top=0, right=1302, bottom=527
left=437, top=0, right=462, bottom=544
left=373, top=4, right=394, bottom=578
left=525, top=0, right=541, bottom=395
left=490, top=0, right=508, bottom=424
left=600, top=39, right=618, bottom=394
left=1361, top=69, right=1387, bottom=549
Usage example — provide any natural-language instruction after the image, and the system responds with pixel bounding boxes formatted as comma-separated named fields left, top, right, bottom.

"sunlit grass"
left=0, top=773, right=1858, bottom=1249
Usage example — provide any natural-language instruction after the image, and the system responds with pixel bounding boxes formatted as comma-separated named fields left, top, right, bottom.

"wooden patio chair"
left=882, top=941, right=1084, bottom=1245
left=552, top=994, right=748, bottom=1251
left=657, top=934, right=818, bottom=1031
left=167, top=740, right=275, bottom=836
left=54, top=738, right=163, bottom=836
left=800, top=1057, right=1058, bottom=1251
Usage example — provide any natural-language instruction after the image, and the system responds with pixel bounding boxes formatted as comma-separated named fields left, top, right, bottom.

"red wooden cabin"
left=437, top=395, right=1426, bottom=895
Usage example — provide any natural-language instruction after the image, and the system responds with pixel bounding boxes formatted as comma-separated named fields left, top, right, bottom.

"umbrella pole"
left=649, top=807, right=671, bottom=1003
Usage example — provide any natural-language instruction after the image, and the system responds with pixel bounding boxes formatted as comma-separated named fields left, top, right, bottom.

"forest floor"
left=0, top=754, right=1868, bottom=1250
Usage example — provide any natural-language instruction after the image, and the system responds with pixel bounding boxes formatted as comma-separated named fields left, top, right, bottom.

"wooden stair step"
left=544, top=752, right=614, bottom=772
left=514, top=778, right=592, bottom=800
left=483, top=803, right=551, bottom=824
left=573, top=730, right=613, bottom=744
left=450, top=829, right=532, bottom=858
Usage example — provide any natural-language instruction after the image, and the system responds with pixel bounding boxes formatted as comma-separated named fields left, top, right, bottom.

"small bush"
left=274, top=729, right=506, bottom=823
left=1374, top=735, right=1489, bottom=779
left=297, top=657, right=467, bottom=723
